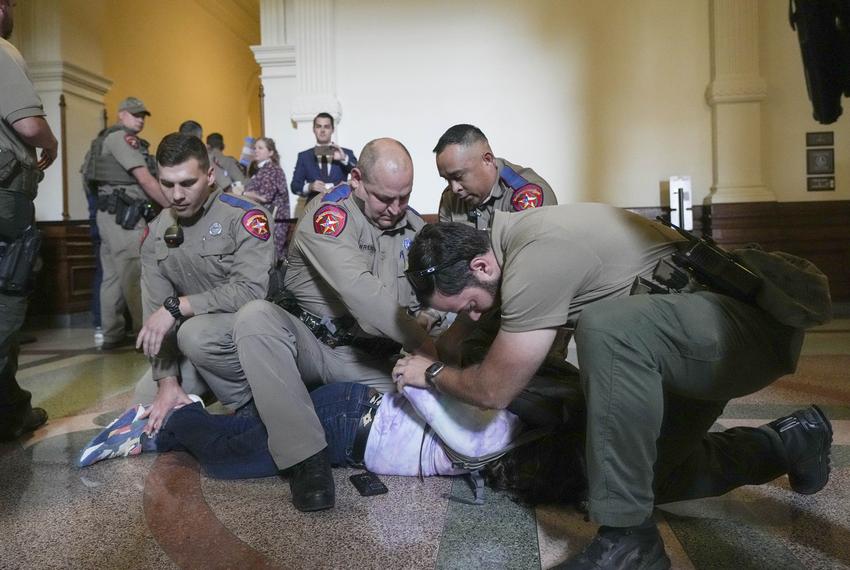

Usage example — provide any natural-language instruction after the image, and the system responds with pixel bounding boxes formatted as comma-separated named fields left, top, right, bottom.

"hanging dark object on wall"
left=789, top=0, right=850, bottom=124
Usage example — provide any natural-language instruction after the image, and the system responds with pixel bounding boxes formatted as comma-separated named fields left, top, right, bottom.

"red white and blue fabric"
left=313, top=204, right=347, bottom=237
left=241, top=210, right=271, bottom=241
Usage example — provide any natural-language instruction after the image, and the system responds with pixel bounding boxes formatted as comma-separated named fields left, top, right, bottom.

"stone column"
left=705, top=0, right=774, bottom=204
left=290, top=0, right=340, bottom=124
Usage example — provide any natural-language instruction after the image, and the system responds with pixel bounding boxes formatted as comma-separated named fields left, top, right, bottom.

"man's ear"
left=482, top=150, right=495, bottom=167
left=469, top=255, right=494, bottom=277
left=207, top=166, right=215, bottom=186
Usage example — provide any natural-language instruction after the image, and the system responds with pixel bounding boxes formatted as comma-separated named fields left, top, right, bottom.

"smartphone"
left=349, top=472, right=388, bottom=496
left=314, top=145, right=334, bottom=157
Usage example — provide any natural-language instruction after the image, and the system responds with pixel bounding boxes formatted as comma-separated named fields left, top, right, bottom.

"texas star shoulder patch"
left=241, top=209, right=270, bottom=240
left=313, top=204, right=347, bottom=237
left=124, top=134, right=140, bottom=149
left=511, top=184, right=544, bottom=211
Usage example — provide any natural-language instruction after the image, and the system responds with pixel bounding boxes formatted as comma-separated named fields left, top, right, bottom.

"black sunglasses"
left=405, top=262, right=454, bottom=293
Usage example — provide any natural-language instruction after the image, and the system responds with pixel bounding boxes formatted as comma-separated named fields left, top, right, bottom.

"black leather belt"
left=285, top=300, right=401, bottom=355
left=351, top=390, right=383, bottom=465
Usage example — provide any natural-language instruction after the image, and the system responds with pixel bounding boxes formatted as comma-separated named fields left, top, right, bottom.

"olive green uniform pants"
left=575, top=291, right=803, bottom=527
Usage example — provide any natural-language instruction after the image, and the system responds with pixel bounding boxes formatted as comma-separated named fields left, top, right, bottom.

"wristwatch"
left=163, top=296, right=182, bottom=320
left=424, top=361, right=445, bottom=389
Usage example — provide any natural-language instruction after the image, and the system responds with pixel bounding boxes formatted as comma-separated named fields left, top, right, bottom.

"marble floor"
left=1, top=317, right=849, bottom=569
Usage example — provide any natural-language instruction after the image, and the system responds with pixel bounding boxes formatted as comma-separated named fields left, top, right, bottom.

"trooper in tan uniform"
left=0, top=0, right=58, bottom=440
left=206, top=132, right=245, bottom=192
left=232, top=138, right=439, bottom=512
left=396, top=205, right=833, bottom=570
left=92, top=97, right=168, bottom=349
left=133, top=133, right=274, bottom=433
left=435, top=123, right=556, bottom=230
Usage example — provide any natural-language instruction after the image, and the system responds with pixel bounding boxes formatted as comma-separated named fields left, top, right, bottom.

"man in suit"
left=290, top=112, right=357, bottom=201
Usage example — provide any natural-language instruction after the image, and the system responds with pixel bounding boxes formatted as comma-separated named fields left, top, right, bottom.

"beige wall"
left=333, top=0, right=713, bottom=212
left=760, top=0, right=850, bottom=202
left=102, top=0, right=261, bottom=159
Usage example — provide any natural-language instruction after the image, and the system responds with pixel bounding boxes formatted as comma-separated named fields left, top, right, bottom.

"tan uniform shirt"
left=438, top=158, right=557, bottom=230
left=284, top=185, right=429, bottom=351
left=209, top=148, right=246, bottom=190
left=0, top=37, right=44, bottom=181
left=100, top=129, right=150, bottom=200
left=490, top=204, right=684, bottom=332
left=141, top=188, right=275, bottom=379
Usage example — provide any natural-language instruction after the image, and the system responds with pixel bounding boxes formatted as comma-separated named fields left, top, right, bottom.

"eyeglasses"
left=405, top=264, right=445, bottom=293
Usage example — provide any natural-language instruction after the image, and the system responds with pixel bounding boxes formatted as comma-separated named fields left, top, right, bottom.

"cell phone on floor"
left=349, top=472, right=388, bottom=496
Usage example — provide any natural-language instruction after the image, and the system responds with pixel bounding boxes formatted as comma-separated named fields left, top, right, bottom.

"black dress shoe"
left=767, top=404, right=833, bottom=495
left=288, top=447, right=335, bottom=512
left=0, top=407, right=48, bottom=442
left=554, top=521, right=671, bottom=570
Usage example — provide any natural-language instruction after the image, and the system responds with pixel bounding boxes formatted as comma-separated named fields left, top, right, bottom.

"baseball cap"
left=118, top=97, right=151, bottom=116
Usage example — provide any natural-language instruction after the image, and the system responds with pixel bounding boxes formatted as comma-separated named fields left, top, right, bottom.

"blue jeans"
left=156, top=382, right=375, bottom=479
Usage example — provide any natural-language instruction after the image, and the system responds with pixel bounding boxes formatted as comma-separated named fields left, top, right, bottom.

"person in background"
left=178, top=120, right=203, bottom=140
left=206, top=133, right=246, bottom=192
left=0, top=0, right=58, bottom=440
left=290, top=112, right=357, bottom=201
left=233, top=137, right=289, bottom=260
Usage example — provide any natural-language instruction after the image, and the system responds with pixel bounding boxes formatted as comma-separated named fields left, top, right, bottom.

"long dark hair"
left=482, top=427, right=587, bottom=507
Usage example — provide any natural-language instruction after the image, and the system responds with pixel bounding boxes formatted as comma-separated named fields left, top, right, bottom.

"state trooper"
left=132, top=133, right=274, bottom=434
left=433, top=123, right=560, bottom=368
left=435, top=123, right=557, bottom=230
left=88, top=97, right=168, bottom=349
left=0, top=0, right=58, bottom=440
left=396, top=205, right=833, bottom=570
left=231, top=138, right=440, bottom=512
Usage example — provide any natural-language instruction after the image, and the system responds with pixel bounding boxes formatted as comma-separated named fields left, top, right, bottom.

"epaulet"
left=321, top=183, right=352, bottom=203
left=405, top=205, right=425, bottom=222
left=219, top=193, right=257, bottom=211
left=500, top=165, right=545, bottom=211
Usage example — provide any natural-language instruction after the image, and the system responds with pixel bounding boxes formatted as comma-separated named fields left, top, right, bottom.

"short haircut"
left=178, top=120, right=203, bottom=139
left=313, top=112, right=335, bottom=129
left=156, top=133, right=210, bottom=171
left=432, top=124, right=488, bottom=154
left=357, top=138, right=412, bottom=184
left=206, top=132, right=224, bottom=150
left=407, top=222, right=491, bottom=303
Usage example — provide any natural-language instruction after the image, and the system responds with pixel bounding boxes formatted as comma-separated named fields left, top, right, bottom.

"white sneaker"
left=93, top=327, right=104, bottom=347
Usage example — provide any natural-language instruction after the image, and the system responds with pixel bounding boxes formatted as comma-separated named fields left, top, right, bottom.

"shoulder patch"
left=321, top=184, right=352, bottom=203
left=313, top=204, right=348, bottom=237
left=511, top=184, right=545, bottom=211
left=124, top=134, right=140, bottom=149
left=241, top=209, right=270, bottom=240
left=219, top=193, right=256, bottom=211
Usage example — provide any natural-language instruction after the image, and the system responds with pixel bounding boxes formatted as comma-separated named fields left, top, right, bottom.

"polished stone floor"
left=1, top=317, right=849, bottom=569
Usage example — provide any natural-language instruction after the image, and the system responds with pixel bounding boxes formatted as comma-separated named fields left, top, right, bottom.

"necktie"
left=321, top=155, right=329, bottom=178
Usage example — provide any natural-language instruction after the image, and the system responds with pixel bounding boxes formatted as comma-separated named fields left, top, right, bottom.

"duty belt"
left=280, top=295, right=401, bottom=354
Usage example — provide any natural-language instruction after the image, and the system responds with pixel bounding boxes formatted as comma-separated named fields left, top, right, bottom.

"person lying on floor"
left=78, top=381, right=587, bottom=504
left=77, top=380, right=832, bottom=511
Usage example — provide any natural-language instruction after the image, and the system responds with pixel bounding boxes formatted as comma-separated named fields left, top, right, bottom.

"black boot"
left=288, top=447, right=335, bottom=512
left=0, top=407, right=48, bottom=441
left=767, top=404, right=833, bottom=494
left=555, top=520, right=671, bottom=570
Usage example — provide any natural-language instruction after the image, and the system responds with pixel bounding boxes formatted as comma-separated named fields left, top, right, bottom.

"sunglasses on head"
left=405, top=262, right=453, bottom=293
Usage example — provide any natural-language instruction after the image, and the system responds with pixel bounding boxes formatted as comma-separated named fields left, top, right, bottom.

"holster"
left=115, top=191, right=144, bottom=229
left=0, top=225, right=42, bottom=295
left=0, top=150, right=43, bottom=196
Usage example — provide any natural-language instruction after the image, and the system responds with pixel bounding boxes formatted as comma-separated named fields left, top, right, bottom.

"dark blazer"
left=290, top=147, right=357, bottom=197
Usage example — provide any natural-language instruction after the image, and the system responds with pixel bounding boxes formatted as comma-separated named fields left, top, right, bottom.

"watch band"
left=163, top=296, right=182, bottom=320
left=425, top=361, right=445, bottom=389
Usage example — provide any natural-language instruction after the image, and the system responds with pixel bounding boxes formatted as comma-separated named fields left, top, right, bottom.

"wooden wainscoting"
left=708, top=201, right=850, bottom=302
left=29, top=221, right=96, bottom=315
